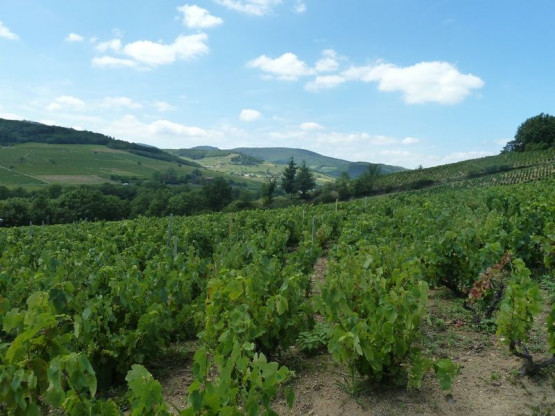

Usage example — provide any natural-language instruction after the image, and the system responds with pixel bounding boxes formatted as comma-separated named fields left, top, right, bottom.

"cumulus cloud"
left=305, top=74, right=346, bottom=91
left=248, top=52, right=314, bottom=80
left=300, top=122, right=324, bottom=131
left=104, top=115, right=222, bottom=148
left=0, top=112, right=23, bottom=120
left=46, top=96, right=86, bottom=111
left=95, top=39, right=122, bottom=53
left=315, top=49, right=339, bottom=72
left=0, top=21, right=18, bottom=40
left=66, top=33, right=84, bottom=42
left=101, top=97, right=142, bottom=109
left=214, top=0, right=282, bottom=16
left=93, top=34, right=209, bottom=69
left=154, top=101, right=177, bottom=112
left=92, top=56, right=138, bottom=69
left=239, top=109, right=262, bottom=121
left=305, top=60, right=484, bottom=104
left=402, top=137, right=420, bottom=145
left=178, top=4, right=223, bottom=28
left=362, top=61, right=484, bottom=104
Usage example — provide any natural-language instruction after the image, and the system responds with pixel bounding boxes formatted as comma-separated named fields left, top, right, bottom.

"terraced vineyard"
left=0, top=174, right=553, bottom=414
left=373, top=148, right=555, bottom=192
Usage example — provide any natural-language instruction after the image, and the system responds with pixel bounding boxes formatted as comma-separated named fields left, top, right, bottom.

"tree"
left=281, top=157, right=297, bottom=196
left=335, top=172, right=351, bottom=201
left=353, top=164, right=380, bottom=196
left=261, top=177, right=277, bottom=206
left=203, top=177, right=233, bottom=211
left=295, top=160, right=315, bottom=199
left=503, top=113, right=555, bottom=152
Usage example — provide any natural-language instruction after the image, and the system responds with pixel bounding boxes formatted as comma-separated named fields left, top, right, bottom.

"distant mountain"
left=229, top=147, right=406, bottom=178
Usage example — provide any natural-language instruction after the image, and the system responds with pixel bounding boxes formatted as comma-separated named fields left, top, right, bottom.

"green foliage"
left=126, top=364, right=170, bottom=416
left=297, top=322, right=330, bottom=355
left=504, top=113, right=555, bottom=152
left=295, top=160, right=316, bottom=199
left=496, top=259, right=543, bottom=349
left=320, top=243, right=456, bottom=390
left=496, top=261, right=545, bottom=364
left=281, top=157, right=297, bottom=196
left=184, top=343, right=293, bottom=416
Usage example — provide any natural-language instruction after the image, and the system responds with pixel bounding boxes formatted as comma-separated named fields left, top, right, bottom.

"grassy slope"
left=0, top=143, right=257, bottom=189
left=174, top=151, right=336, bottom=185
left=372, top=148, right=555, bottom=192
left=230, top=147, right=406, bottom=177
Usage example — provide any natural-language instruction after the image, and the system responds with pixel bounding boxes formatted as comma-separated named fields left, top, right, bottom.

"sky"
left=1, top=0, right=554, bottom=168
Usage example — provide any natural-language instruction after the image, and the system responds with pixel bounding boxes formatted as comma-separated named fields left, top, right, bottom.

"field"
left=0, top=170, right=553, bottom=415
left=174, top=151, right=335, bottom=185
left=372, top=148, right=555, bottom=192
left=0, top=143, right=255, bottom=189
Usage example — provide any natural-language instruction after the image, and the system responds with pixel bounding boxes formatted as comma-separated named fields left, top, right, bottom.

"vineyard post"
left=167, top=213, right=173, bottom=247
left=173, top=236, right=178, bottom=257
left=312, top=216, right=317, bottom=246
left=335, top=198, right=338, bottom=213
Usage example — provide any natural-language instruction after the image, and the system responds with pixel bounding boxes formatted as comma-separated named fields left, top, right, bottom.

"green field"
left=0, top=143, right=257, bottom=189
left=175, top=151, right=335, bottom=185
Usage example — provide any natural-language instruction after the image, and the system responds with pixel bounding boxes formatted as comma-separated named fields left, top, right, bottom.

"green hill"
left=169, top=146, right=406, bottom=181
left=230, top=147, right=406, bottom=177
left=371, top=148, right=555, bottom=193
left=0, top=119, right=258, bottom=189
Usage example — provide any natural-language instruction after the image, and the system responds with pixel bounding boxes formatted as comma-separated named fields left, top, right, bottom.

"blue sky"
left=1, top=0, right=554, bottom=168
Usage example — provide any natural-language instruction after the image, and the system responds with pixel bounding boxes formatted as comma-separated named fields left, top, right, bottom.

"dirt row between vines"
left=156, top=256, right=554, bottom=416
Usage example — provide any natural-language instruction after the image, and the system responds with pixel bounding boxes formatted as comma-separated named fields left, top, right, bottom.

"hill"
left=230, top=147, right=406, bottom=177
left=0, top=118, right=192, bottom=165
left=371, top=148, right=555, bottom=193
left=0, top=119, right=259, bottom=189
left=169, top=146, right=406, bottom=182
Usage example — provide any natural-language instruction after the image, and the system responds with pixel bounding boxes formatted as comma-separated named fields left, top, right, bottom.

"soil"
left=157, top=257, right=555, bottom=416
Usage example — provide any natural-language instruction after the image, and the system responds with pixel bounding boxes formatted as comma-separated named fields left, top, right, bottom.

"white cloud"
left=93, top=34, right=209, bottom=69
left=300, top=122, right=324, bottom=131
left=293, top=0, right=306, bottom=13
left=178, top=4, right=223, bottom=28
left=239, top=108, right=262, bottom=121
left=46, top=96, right=86, bottom=111
left=305, top=74, right=346, bottom=91
left=95, top=39, right=122, bottom=53
left=0, top=21, right=18, bottom=40
left=101, top=97, right=142, bottom=109
left=66, top=33, right=84, bottom=42
left=364, top=61, right=484, bottom=104
left=92, top=56, right=138, bottom=69
left=401, top=136, right=420, bottom=145
left=305, top=59, right=484, bottom=104
left=0, top=112, right=23, bottom=120
left=105, top=115, right=222, bottom=148
left=154, top=101, right=176, bottom=112
left=122, top=34, right=209, bottom=67
left=315, top=49, right=339, bottom=72
left=248, top=52, right=314, bottom=80
left=214, top=0, right=282, bottom=16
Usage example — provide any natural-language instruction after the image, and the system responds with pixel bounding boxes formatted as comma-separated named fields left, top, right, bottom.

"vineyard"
left=372, top=148, right=555, bottom=193
left=0, top=175, right=554, bottom=414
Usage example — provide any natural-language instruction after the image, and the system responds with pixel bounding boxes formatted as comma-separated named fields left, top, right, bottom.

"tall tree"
left=353, top=164, right=380, bottom=196
left=503, top=113, right=555, bottom=152
left=295, top=160, right=316, bottom=200
left=261, top=177, right=277, bottom=206
left=281, top=157, right=297, bottom=196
